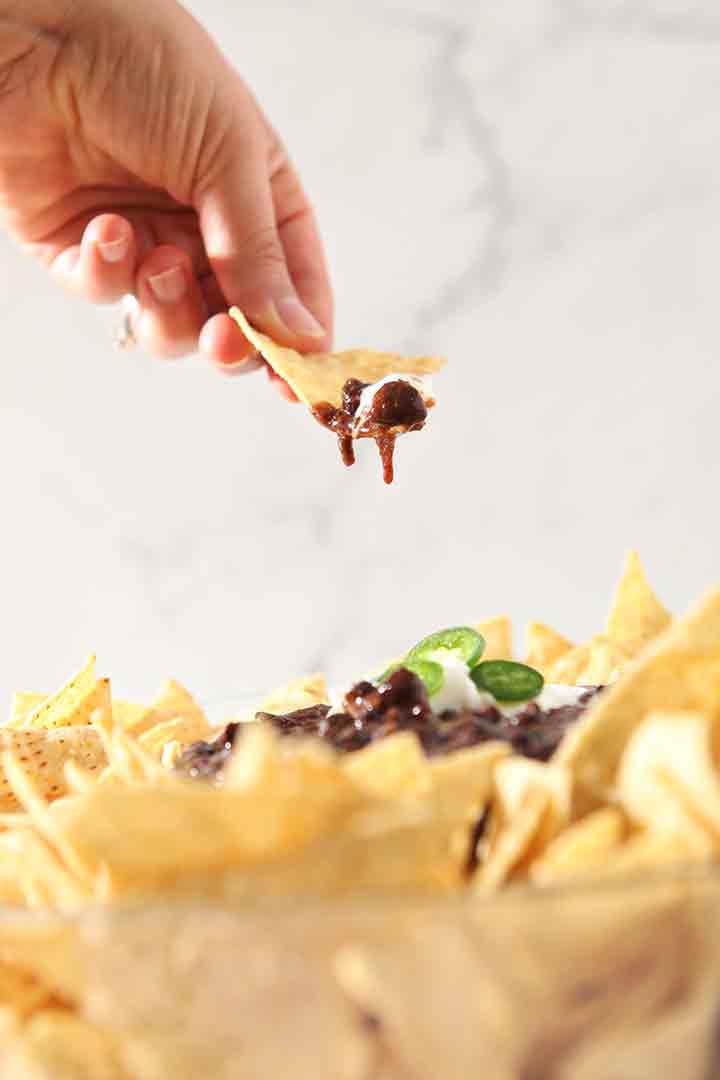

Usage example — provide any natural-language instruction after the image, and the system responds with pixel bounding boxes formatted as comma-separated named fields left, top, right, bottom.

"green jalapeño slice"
left=406, top=627, right=485, bottom=669
left=405, top=658, right=444, bottom=697
left=377, top=658, right=444, bottom=697
left=470, top=660, right=544, bottom=703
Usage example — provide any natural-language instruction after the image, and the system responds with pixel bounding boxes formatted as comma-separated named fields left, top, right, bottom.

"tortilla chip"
left=525, top=621, right=573, bottom=675
left=530, top=808, right=626, bottom=884
left=126, top=679, right=207, bottom=739
left=580, top=635, right=631, bottom=684
left=342, top=732, right=430, bottom=799
left=475, top=616, right=513, bottom=661
left=475, top=758, right=571, bottom=888
left=594, top=830, right=710, bottom=877
left=0, top=727, right=106, bottom=810
left=545, top=643, right=592, bottom=685
left=474, top=786, right=549, bottom=890
left=258, top=673, right=329, bottom=717
left=11, top=659, right=103, bottom=731
left=606, top=550, right=672, bottom=657
left=111, top=700, right=150, bottom=733
left=618, top=711, right=720, bottom=846
left=8, top=692, right=47, bottom=727
left=229, top=308, right=445, bottom=408
left=0, top=965, right=52, bottom=1024
left=3, top=1010, right=126, bottom=1079
left=557, top=587, right=720, bottom=809
left=138, top=715, right=213, bottom=761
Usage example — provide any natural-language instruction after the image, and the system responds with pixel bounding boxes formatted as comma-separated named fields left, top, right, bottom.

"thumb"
left=195, top=138, right=327, bottom=349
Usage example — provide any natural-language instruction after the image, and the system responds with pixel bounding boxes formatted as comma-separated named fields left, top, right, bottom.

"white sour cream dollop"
left=428, top=654, right=590, bottom=717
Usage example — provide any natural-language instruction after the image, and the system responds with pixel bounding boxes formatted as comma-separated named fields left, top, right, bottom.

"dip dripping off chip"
left=229, top=308, right=446, bottom=483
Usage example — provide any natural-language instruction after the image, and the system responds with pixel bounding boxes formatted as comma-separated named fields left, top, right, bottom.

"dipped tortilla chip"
left=229, top=308, right=445, bottom=408
left=606, top=550, right=671, bottom=657
left=474, top=615, right=513, bottom=661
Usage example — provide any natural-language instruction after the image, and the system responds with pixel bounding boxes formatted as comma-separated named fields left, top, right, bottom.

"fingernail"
left=93, top=233, right=128, bottom=262
left=273, top=296, right=325, bottom=338
left=148, top=265, right=186, bottom=303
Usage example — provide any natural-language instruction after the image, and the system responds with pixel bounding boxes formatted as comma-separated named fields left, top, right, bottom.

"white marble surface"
left=1, top=0, right=719, bottom=710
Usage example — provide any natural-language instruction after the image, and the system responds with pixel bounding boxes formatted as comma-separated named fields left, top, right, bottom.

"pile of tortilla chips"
left=2, top=550, right=720, bottom=1073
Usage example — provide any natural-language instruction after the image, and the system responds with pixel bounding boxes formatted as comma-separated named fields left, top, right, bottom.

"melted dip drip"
left=312, top=378, right=428, bottom=484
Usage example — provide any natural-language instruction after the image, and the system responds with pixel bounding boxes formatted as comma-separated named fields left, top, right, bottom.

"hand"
left=0, top=0, right=333, bottom=395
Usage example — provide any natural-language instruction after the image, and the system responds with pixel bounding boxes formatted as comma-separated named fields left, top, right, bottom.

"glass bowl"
left=3, top=866, right=720, bottom=1077
left=2, top=696, right=720, bottom=1078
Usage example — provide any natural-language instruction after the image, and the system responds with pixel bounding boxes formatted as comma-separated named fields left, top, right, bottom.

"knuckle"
left=241, top=226, right=286, bottom=274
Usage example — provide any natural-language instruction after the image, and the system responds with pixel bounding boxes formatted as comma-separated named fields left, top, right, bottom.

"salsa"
left=312, top=377, right=430, bottom=484
left=175, top=668, right=603, bottom=782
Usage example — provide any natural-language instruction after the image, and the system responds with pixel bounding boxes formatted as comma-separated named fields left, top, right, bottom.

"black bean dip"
left=311, top=377, right=430, bottom=484
left=175, top=668, right=603, bottom=782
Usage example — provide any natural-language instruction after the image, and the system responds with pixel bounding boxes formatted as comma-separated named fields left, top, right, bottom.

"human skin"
left=0, top=0, right=333, bottom=395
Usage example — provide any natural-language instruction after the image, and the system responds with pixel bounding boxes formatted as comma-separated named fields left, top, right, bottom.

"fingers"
left=199, top=313, right=263, bottom=373
left=271, top=161, right=334, bottom=348
left=51, top=214, right=136, bottom=304
left=195, top=138, right=332, bottom=354
left=197, top=314, right=296, bottom=398
left=132, top=246, right=207, bottom=358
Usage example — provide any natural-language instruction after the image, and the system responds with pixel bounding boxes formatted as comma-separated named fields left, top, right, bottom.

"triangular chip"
left=525, top=621, right=573, bottom=675
left=139, top=714, right=213, bottom=760
left=474, top=615, right=512, bottom=661
left=0, top=726, right=106, bottom=810
left=229, top=308, right=445, bottom=407
left=530, top=808, right=626, bottom=884
left=8, top=692, right=48, bottom=726
left=3, top=1010, right=125, bottom=1078
left=111, top=700, right=151, bottom=733
left=545, top=642, right=592, bottom=685
left=618, top=710, right=720, bottom=844
left=132, top=679, right=207, bottom=737
left=606, top=550, right=672, bottom=657
left=14, top=661, right=106, bottom=731
left=342, top=731, right=430, bottom=799
left=257, top=673, right=329, bottom=716
left=579, top=634, right=631, bottom=685
left=558, top=587, right=720, bottom=809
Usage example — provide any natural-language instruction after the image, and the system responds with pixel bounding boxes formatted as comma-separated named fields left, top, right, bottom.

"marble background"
left=1, top=0, right=719, bottom=711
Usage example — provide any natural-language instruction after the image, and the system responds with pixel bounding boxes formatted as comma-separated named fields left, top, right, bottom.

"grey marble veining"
left=1, top=0, right=719, bottom=712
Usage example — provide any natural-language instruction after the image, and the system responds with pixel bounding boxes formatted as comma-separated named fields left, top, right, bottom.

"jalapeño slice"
left=470, top=660, right=544, bottom=703
left=407, top=627, right=485, bottom=669
left=405, top=658, right=444, bottom=697
left=376, top=659, right=444, bottom=697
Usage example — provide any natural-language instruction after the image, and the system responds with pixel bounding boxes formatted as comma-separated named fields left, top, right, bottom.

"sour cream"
left=428, top=654, right=590, bottom=717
